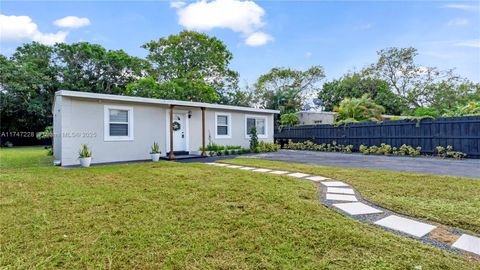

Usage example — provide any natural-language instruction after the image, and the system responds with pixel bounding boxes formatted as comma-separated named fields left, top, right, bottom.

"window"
left=104, top=105, right=134, bottom=141
left=215, top=113, right=231, bottom=138
left=245, top=115, right=267, bottom=138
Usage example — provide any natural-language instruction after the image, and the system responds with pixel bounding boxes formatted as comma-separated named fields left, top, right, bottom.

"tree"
left=142, top=31, right=239, bottom=102
left=0, top=42, right=58, bottom=132
left=254, top=66, right=325, bottom=114
left=319, top=73, right=404, bottom=115
left=334, top=94, right=385, bottom=123
left=55, top=42, right=150, bottom=95
left=125, top=77, right=219, bottom=103
left=364, top=47, right=464, bottom=110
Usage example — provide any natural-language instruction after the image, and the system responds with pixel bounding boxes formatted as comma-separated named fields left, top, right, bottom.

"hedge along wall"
left=275, top=116, right=480, bottom=158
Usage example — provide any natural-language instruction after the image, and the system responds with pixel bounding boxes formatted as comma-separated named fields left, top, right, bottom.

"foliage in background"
left=254, top=66, right=325, bottom=114
left=284, top=140, right=353, bottom=153
left=363, top=47, right=479, bottom=112
left=443, top=101, right=480, bottom=117
left=334, top=94, right=385, bottom=124
left=319, top=73, right=404, bottom=115
left=279, top=113, right=299, bottom=127
left=413, top=107, right=440, bottom=118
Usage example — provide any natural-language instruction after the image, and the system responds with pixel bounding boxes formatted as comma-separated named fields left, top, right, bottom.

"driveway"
left=244, top=150, right=480, bottom=178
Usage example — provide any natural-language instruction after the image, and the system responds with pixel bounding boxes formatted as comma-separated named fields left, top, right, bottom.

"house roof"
left=56, top=90, right=280, bottom=114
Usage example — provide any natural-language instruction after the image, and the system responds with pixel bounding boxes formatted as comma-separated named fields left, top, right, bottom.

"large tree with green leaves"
left=1, top=42, right=151, bottom=132
left=0, top=42, right=58, bottom=132
left=125, top=77, right=219, bottom=103
left=142, top=31, right=239, bottom=102
left=55, top=42, right=150, bottom=95
left=363, top=47, right=478, bottom=112
left=319, top=73, right=404, bottom=115
left=254, top=66, right=325, bottom=114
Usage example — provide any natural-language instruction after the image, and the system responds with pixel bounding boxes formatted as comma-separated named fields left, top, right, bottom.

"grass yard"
left=222, top=158, right=480, bottom=236
left=0, top=147, right=479, bottom=269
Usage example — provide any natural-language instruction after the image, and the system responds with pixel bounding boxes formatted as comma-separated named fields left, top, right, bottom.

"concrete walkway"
left=245, top=150, right=480, bottom=178
left=206, top=162, right=480, bottom=258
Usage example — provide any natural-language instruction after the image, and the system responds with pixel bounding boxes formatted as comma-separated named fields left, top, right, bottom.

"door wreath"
left=173, top=121, right=181, bottom=131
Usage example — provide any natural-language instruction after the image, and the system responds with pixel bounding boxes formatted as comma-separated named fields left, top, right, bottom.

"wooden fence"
left=275, top=116, right=480, bottom=158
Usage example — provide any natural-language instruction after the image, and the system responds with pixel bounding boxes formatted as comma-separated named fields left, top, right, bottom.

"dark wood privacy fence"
left=275, top=116, right=480, bottom=158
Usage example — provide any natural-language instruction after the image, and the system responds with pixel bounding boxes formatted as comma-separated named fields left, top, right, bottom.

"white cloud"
left=245, top=31, right=272, bottom=46
left=455, top=39, right=480, bottom=48
left=0, top=14, right=68, bottom=45
left=54, top=16, right=90, bottom=28
left=170, top=1, right=186, bottom=9
left=443, top=4, right=479, bottom=12
left=171, top=0, right=272, bottom=46
left=447, top=18, right=469, bottom=26
left=33, top=31, right=68, bottom=45
left=305, top=51, right=312, bottom=58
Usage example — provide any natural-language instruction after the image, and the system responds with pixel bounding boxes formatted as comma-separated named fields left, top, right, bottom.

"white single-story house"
left=53, top=90, right=279, bottom=166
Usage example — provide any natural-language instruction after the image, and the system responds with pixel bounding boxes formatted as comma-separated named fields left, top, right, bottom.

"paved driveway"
left=244, top=150, right=480, bottom=178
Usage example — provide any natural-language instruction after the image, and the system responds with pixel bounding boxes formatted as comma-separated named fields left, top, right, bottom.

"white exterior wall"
left=53, top=96, right=62, bottom=160
left=57, top=96, right=275, bottom=166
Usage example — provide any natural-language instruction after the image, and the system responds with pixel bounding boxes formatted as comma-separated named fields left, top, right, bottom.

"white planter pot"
left=151, top=153, right=161, bottom=162
left=79, top=157, right=92, bottom=167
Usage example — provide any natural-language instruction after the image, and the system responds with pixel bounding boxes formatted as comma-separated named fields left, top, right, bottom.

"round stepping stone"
left=326, top=194, right=358, bottom=202
left=374, top=215, right=437, bottom=238
left=321, top=181, right=349, bottom=187
left=327, top=187, right=355, bottom=195
left=452, top=234, right=480, bottom=256
left=333, top=202, right=383, bottom=215
left=288, top=172, right=310, bottom=178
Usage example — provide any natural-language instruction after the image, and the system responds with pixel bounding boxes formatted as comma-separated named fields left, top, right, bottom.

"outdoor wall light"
left=188, top=111, right=192, bottom=118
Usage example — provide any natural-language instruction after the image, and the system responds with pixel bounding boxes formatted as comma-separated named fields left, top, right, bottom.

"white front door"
left=172, top=113, right=187, bottom=152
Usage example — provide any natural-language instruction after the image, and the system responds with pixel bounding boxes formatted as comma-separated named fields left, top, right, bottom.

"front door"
left=172, top=113, right=187, bottom=152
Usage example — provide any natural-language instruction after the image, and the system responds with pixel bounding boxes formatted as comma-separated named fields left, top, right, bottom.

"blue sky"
left=1, top=0, right=479, bottom=85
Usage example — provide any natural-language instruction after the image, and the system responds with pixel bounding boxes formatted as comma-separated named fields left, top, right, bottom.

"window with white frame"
left=245, top=115, right=267, bottom=138
left=104, top=105, right=134, bottom=141
left=215, top=113, right=231, bottom=138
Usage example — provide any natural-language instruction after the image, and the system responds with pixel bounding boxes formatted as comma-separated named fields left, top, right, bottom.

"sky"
left=1, top=0, right=480, bottom=86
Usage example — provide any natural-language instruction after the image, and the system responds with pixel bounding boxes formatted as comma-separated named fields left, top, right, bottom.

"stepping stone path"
left=204, top=162, right=480, bottom=257
left=333, top=202, right=383, bottom=215
left=374, top=215, right=437, bottom=238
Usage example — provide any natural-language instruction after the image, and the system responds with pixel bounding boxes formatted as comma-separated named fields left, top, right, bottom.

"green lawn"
left=0, top=147, right=478, bottom=269
left=222, top=158, right=480, bottom=236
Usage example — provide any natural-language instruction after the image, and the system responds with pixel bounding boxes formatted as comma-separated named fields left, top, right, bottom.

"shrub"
left=256, top=141, right=280, bottom=153
left=249, top=126, right=258, bottom=152
left=45, top=146, right=53, bottom=156
left=359, top=145, right=369, bottom=155
left=279, top=113, right=299, bottom=127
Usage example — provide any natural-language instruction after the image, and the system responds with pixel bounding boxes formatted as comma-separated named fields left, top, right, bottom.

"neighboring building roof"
left=295, top=111, right=337, bottom=115
left=56, top=90, right=280, bottom=114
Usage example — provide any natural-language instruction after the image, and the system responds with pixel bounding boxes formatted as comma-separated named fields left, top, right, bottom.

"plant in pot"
left=78, top=144, right=92, bottom=167
left=150, top=142, right=161, bottom=161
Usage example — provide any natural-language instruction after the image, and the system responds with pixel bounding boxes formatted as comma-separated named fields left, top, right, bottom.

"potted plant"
left=150, top=142, right=161, bottom=161
left=78, top=144, right=92, bottom=167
